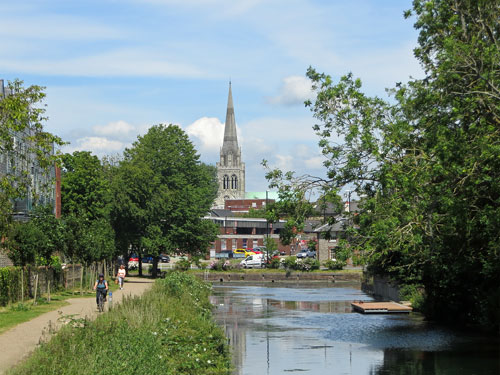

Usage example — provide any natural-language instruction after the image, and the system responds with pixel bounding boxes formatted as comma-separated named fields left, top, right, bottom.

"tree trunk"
left=152, top=256, right=159, bottom=279
left=138, top=247, right=143, bottom=277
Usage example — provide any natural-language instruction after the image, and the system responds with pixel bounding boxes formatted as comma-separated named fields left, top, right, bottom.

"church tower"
left=214, top=82, right=245, bottom=208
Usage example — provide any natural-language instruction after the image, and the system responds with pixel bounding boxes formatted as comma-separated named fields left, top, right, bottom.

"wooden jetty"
left=351, top=301, right=412, bottom=314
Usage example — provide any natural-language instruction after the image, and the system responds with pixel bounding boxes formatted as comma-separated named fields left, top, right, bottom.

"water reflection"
left=211, top=283, right=499, bottom=375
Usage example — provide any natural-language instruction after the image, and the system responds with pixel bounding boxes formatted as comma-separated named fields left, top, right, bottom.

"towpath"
left=0, top=277, right=153, bottom=374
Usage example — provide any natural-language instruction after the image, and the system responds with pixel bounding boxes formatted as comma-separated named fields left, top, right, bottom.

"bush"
left=282, top=256, right=297, bottom=270
left=399, top=284, right=425, bottom=310
left=174, top=258, right=191, bottom=271
left=208, top=260, right=232, bottom=271
left=268, top=257, right=281, bottom=269
left=324, top=259, right=347, bottom=270
left=295, top=258, right=320, bottom=272
left=11, top=272, right=231, bottom=375
left=282, top=256, right=319, bottom=272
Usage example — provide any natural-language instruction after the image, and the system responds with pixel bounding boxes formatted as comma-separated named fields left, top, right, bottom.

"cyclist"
left=93, top=273, right=108, bottom=308
left=116, top=264, right=126, bottom=290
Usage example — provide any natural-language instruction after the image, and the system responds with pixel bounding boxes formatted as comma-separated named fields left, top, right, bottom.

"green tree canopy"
left=60, top=151, right=116, bottom=265
left=112, top=124, right=218, bottom=275
left=267, top=0, right=500, bottom=330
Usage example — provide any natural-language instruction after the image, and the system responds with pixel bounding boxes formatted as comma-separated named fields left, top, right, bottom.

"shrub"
left=324, top=259, right=347, bottom=270
left=268, top=257, right=281, bottom=269
left=174, top=258, right=191, bottom=271
left=399, top=284, right=425, bottom=310
left=282, top=256, right=297, bottom=270
left=208, top=260, right=232, bottom=271
left=295, top=258, right=320, bottom=272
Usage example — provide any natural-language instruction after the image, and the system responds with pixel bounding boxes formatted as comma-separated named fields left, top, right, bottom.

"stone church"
left=214, top=83, right=245, bottom=208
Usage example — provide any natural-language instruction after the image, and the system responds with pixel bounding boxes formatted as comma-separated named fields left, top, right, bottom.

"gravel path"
left=0, top=277, right=153, bottom=374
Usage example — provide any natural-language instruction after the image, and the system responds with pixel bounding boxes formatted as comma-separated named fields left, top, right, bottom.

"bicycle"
left=97, top=290, right=105, bottom=312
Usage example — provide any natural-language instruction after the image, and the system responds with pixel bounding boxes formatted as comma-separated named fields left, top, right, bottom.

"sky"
left=0, top=0, right=423, bottom=192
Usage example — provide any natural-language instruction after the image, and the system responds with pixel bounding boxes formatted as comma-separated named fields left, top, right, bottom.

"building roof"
left=210, top=209, right=234, bottom=217
left=244, top=191, right=279, bottom=200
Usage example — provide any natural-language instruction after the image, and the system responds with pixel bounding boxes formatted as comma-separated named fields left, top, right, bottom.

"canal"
left=210, top=282, right=499, bottom=375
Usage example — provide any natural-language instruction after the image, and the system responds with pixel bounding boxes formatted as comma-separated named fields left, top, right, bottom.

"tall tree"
left=112, top=124, right=218, bottom=277
left=60, top=151, right=116, bottom=266
left=267, top=0, right=500, bottom=330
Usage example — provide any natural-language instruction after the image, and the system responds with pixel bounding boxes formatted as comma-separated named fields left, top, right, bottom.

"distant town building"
left=0, top=79, right=60, bottom=220
left=204, top=209, right=291, bottom=254
left=214, top=82, right=245, bottom=208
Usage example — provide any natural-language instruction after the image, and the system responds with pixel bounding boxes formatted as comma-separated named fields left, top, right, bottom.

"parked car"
left=251, top=249, right=262, bottom=254
left=216, top=250, right=234, bottom=259
left=142, top=255, right=153, bottom=263
left=306, top=250, right=317, bottom=258
left=241, top=254, right=264, bottom=269
left=296, top=250, right=309, bottom=259
left=233, top=248, right=256, bottom=257
left=159, top=254, right=170, bottom=263
left=129, top=253, right=139, bottom=262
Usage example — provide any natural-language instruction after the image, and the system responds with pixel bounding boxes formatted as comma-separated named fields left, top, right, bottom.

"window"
left=231, top=174, right=237, bottom=189
left=223, top=175, right=229, bottom=189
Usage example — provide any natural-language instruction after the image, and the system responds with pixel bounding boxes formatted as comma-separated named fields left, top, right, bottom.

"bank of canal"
left=210, top=282, right=499, bottom=375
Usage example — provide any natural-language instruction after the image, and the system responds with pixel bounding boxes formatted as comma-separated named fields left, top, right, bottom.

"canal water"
left=210, top=282, right=499, bottom=375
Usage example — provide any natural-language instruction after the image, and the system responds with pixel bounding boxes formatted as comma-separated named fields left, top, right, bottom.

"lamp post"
left=266, top=190, right=269, bottom=242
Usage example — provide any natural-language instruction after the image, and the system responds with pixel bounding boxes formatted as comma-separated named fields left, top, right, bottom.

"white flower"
left=207, top=360, right=211, bottom=364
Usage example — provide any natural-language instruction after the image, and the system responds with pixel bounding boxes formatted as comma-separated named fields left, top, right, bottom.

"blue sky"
left=1, top=0, right=423, bottom=192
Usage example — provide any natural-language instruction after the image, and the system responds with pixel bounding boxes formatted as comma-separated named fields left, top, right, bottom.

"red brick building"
left=204, top=209, right=291, bottom=255
left=224, top=198, right=274, bottom=213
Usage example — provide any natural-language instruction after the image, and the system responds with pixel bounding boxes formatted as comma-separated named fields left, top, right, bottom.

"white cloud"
left=185, top=117, right=225, bottom=153
left=274, top=154, right=293, bottom=171
left=0, top=16, right=126, bottom=41
left=304, top=156, right=324, bottom=169
left=267, top=75, right=314, bottom=106
left=0, top=48, right=207, bottom=78
left=93, top=120, right=135, bottom=139
left=64, top=137, right=124, bottom=156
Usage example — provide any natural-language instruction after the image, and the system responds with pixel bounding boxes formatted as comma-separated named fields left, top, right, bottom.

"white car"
left=240, top=254, right=264, bottom=269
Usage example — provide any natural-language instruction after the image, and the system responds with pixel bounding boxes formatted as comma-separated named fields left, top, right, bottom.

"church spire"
left=222, top=81, right=238, bottom=154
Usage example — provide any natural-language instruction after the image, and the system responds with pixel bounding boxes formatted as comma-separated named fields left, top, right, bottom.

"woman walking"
left=116, top=264, right=126, bottom=290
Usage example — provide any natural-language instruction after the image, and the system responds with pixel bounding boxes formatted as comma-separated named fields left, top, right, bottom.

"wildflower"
left=207, top=360, right=211, bottom=364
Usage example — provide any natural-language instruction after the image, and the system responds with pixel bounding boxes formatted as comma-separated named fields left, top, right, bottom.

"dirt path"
left=0, top=277, right=153, bottom=374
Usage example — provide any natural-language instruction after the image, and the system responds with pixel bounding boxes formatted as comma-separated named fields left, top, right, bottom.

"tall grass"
left=10, top=272, right=231, bottom=375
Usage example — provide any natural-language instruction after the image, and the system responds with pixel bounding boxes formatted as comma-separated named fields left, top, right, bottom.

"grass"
left=9, top=272, right=231, bottom=375
left=0, top=281, right=120, bottom=335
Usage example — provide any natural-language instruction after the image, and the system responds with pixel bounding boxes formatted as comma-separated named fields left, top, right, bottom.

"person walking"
left=116, top=264, right=126, bottom=290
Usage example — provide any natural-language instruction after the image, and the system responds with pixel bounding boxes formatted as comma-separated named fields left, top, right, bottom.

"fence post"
left=21, top=267, right=24, bottom=303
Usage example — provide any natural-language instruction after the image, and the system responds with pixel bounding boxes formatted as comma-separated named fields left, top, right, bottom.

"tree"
left=267, top=0, right=500, bottom=330
left=60, top=151, right=116, bottom=268
left=0, top=80, right=64, bottom=235
left=112, top=124, right=218, bottom=277
left=61, top=151, right=111, bottom=220
left=6, top=205, right=64, bottom=267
